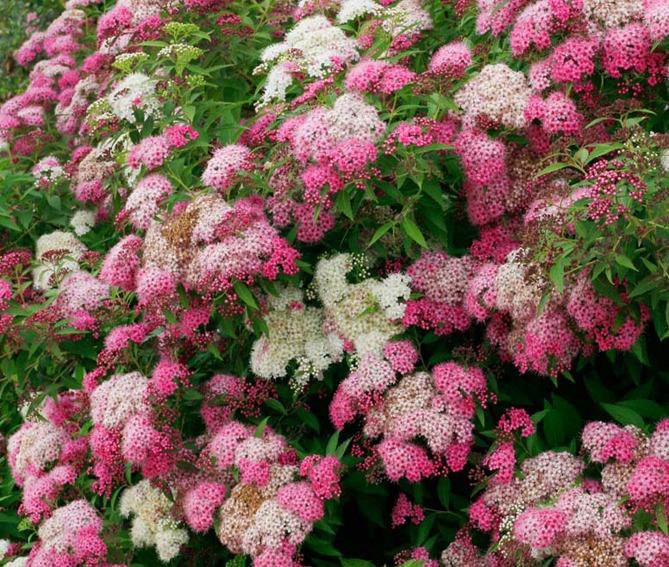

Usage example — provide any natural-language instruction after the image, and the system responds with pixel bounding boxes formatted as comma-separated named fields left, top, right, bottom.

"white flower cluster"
left=455, top=63, right=532, bottom=129
left=107, top=73, right=160, bottom=123
left=336, top=0, right=383, bottom=23
left=382, top=0, right=433, bottom=37
left=120, top=480, right=189, bottom=563
left=250, top=286, right=343, bottom=388
left=258, top=15, right=359, bottom=104
left=660, top=148, right=669, bottom=172
left=260, top=63, right=296, bottom=106
left=315, top=254, right=410, bottom=358
left=32, top=231, right=87, bottom=291
left=370, top=272, right=413, bottom=320
left=70, top=210, right=96, bottom=236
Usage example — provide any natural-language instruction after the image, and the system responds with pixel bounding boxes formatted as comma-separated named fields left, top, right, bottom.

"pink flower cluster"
left=458, top=419, right=669, bottom=565
left=27, top=499, right=114, bottom=567
left=345, top=59, right=416, bottom=94
left=8, top=360, right=339, bottom=566
left=331, top=343, right=488, bottom=482
left=428, top=41, right=472, bottom=78
left=164, top=374, right=342, bottom=565
left=7, top=391, right=88, bottom=523
left=202, top=144, right=255, bottom=193
left=402, top=234, right=648, bottom=377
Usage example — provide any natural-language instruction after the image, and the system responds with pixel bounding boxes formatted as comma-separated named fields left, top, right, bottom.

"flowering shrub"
left=0, top=0, right=667, bottom=565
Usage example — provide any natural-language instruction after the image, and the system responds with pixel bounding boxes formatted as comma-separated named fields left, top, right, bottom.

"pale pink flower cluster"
left=124, top=173, right=174, bottom=230
left=7, top=392, right=88, bottom=523
left=461, top=419, right=669, bottom=564
left=455, top=63, right=532, bottom=129
left=330, top=339, right=488, bottom=482
left=54, top=270, right=110, bottom=331
left=403, top=243, right=647, bottom=377
left=200, top=423, right=340, bottom=563
left=142, top=194, right=299, bottom=297
left=201, top=144, right=254, bottom=193
left=27, top=500, right=109, bottom=566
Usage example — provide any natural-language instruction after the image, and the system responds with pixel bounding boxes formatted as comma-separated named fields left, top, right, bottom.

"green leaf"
left=225, top=556, right=247, bottom=567
left=615, top=254, right=637, bottom=271
left=326, top=431, right=340, bottom=455
left=584, top=142, right=624, bottom=163
left=629, top=276, right=658, bottom=298
left=543, top=397, right=582, bottom=447
left=335, top=190, right=354, bottom=221
left=255, top=417, right=269, bottom=437
left=618, top=399, right=666, bottom=419
left=657, top=503, right=668, bottom=536
left=585, top=116, right=612, bottom=129
left=297, top=408, right=320, bottom=433
left=415, top=513, right=436, bottom=545
left=368, top=221, right=394, bottom=247
left=549, top=257, right=566, bottom=294
left=341, top=560, right=375, bottom=567
left=631, top=337, right=650, bottom=365
left=183, top=388, right=203, bottom=401
left=306, top=536, right=341, bottom=557
left=401, top=216, right=428, bottom=248
left=335, top=437, right=351, bottom=459
left=232, top=280, right=258, bottom=309
left=536, top=162, right=571, bottom=177
left=574, top=147, right=589, bottom=164
left=437, top=478, right=450, bottom=509
left=601, top=403, right=645, bottom=427
left=264, top=398, right=287, bottom=415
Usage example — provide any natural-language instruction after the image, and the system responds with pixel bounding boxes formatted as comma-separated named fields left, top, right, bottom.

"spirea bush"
left=0, top=0, right=668, bottom=565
